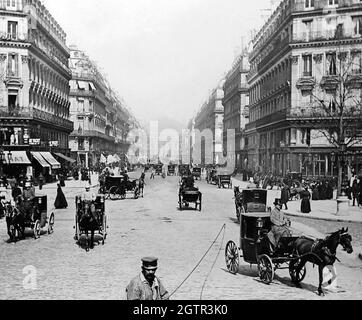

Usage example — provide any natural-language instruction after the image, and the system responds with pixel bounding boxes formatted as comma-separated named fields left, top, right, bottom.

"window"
left=328, top=0, right=338, bottom=5
left=303, top=55, right=313, bottom=76
left=326, top=53, right=337, bottom=75
left=7, top=53, right=19, bottom=77
left=7, top=21, right=17, bottom=40
left=353, top=16, right=362, bottom=37
left=305, top=0, right=314, bottom=8
left=352, top=51, right=362, bottom=74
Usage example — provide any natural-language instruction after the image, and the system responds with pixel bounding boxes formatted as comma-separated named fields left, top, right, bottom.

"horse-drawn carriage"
left=154, top=164, right=163, bottom=176
left=206, top=168, right=218, bottom=185
left=74, top=195, right=107, bottom=251
left=99, top=175, right=141, bottom=200
left=218, top=174, right=232, bottom=189
left=226, top=190, right=354, bottom=295
left=5, top=195, right=54, bottom=241
left=178, top=164, right=190, bottom=177
left=178, top=177, right=202, bottom=211
left=168, top=164, right=176, bottom=176
left=192, top=167, right=202, bottom=181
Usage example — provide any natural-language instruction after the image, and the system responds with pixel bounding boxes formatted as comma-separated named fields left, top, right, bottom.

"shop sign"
left=50, top=141, right=59, bottom=147
left=29, top=139, right=41, bottom=145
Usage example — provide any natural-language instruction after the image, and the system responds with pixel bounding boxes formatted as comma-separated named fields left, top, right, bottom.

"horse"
left=5, top=201, right=25, bottom=242
left=78, top=201, right=99, bottom=250
left=292, top=227, right=353, bottom=296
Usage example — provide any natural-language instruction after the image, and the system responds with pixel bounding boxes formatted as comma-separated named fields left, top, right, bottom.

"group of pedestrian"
left=349, top=175, right=362, bottom=207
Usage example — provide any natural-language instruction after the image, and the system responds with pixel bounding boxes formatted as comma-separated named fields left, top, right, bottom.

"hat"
left=141, top=257, right=158, bottom=270
left=273, top=198, right=282, bottom=206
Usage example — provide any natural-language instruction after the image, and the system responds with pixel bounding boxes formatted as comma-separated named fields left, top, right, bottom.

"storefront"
left=3, top=151, right=32, bottom=182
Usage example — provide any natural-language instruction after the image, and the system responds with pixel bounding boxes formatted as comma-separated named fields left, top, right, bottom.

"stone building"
left=246, top=0, right=362, bottom=176
left=68, top=45, right=134, bottom=168
left=0, top=0, right=72, bottom=178
left=223, top=50, right=250, bottom=171
left=194, top=79, right=225, bottom=165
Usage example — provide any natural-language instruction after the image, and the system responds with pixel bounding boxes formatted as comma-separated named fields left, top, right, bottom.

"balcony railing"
left=32, top=109, right=74, bottom=131
left=0, top=32, right=28, bottom=42
left=293, top=29, right=362, bottom=43
left=0, top=105, right=32, bottom=118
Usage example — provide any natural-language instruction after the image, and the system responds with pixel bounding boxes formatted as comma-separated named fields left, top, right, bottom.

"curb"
left=285, top=212, right=362, bottom=224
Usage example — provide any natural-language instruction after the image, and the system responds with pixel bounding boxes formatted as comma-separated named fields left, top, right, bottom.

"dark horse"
left=78, top=201, right=99, bottom=251
left=292, top=228, right=353, bottom=296
left=5, top=201, right=25, bottom=242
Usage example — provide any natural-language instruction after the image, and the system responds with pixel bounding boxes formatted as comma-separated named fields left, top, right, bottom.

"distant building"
left=69, top=45, right=134, bottom=167
left=194, top=79, right=225, bottom=165
left=223, top=50, right=250, bottom=171
left=246, top=0, right=362, bottom=176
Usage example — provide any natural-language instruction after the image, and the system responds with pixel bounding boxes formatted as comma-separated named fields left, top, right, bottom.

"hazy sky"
left=42, top=0, right=280, bottom=126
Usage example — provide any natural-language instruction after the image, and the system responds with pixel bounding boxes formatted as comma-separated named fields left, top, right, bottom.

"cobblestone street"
left=1, top=172, right=362, bottom=300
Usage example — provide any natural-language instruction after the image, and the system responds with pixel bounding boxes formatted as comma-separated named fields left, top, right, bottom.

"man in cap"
left=126, top=257, right=169, bottom=300
left=267, top=198, right=291, bottom=254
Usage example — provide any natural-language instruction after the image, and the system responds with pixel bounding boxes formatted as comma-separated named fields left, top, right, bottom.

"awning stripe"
left=40, top=152, right=61, bottom=169
left=54, top=153, right=76, bottom=163
left=4, top=151, right=31, bottom=165
left=31, top=152, right=50, bottom=168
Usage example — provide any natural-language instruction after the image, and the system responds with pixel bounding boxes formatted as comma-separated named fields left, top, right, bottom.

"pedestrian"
left=150, top=167, right=155, bottom=180
left=280, top=184, right=290, bottom=210
left=351, top=179, right=359, bottom=206
left=126, top=257, right=169, bottom=300
left=312, top=183, right=320, bottom=200
left=38, top=172, right=45, bottom=190
left=59, top=172, right=65, bottom=187
left=54, top=183, right=68, bottom=209
left=358, top=178, right=362, bottom=208
left=11, top=183, right=22, bottom=201
left=300, top=187, right=311, bottom=214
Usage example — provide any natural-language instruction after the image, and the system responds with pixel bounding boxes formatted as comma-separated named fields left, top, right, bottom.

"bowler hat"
left=273, top=198, right=282, bottom=206
left=141, top=257, right=158, bottom=270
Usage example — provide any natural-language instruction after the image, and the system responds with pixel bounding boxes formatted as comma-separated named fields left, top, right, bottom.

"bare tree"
left=296, top=44, right=362, bottom=197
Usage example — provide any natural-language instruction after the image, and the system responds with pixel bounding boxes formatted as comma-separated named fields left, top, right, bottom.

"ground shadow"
left=75, top=234, right=105, bottom=251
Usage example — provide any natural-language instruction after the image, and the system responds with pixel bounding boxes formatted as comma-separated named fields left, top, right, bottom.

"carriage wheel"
left=225, top=241, right=239, bottom=274
left=9, top=224, right=17, bottom=241
left=34, top=220, right=41, bottom=239
left=179, top=195, right=183, bottom=211
left=258, top=254, right=274, bottom=284
left=289, top=259, right=306, bottom=284
left=134, top=188, right=139, bottom=199
left=109, top=186, right=119, bottom=201
left=47, top=212, right=55, bottom=234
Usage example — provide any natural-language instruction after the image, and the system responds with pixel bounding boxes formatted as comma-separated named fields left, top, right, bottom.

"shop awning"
left=31, top=152, right=50, bottom=168
left=89, top=82, right=96, bottom=91
left=77, top=80, right=88, bottom=90
left=40, top=152, right=61, bottom=169
left=54, top=152, right=76, bottom=163
left=4, top=151, right=31, bottom=165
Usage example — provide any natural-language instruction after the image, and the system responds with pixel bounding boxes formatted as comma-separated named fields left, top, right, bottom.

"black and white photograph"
left=0, top=0, right=362, bottom=306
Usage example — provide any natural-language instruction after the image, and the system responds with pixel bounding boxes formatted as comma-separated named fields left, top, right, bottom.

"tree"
left=296, top=46, right=362, bottom=198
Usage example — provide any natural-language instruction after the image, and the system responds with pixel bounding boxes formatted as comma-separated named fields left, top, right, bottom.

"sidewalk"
left=40, top=173, right=100, bottom=190
left=232, top=175, right=362, bottom=224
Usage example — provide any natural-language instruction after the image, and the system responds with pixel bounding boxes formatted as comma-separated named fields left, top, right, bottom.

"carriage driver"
left=267, top=198, right=292, bottom=254
left=21, top=181, right=36, bottom=221
left=81, top=184, right=97, bottom=217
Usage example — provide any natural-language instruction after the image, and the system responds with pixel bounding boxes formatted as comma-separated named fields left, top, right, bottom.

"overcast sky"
left=42, top=0, right=280, bottom=127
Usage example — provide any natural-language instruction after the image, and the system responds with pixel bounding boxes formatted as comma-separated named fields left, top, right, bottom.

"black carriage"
left=74, top=195, right=107, bottom=250
left=192, top=167, right=202, bottom=181
left=225, top=191, right=307, bottom=285
left=218, top=174, right=232, bottom=189
left=168, top=165, right=176, bottom=176
left=178, top=164, right=190, bottom=177
left=99, top=176, right=140, bottom=200
left=154, top=164, right=163, bottom=176
left=178, top=187, right=202, bottom=211
left=206, top=169, right=218, bottom=185
left=13, top=195, right=55, bottom=240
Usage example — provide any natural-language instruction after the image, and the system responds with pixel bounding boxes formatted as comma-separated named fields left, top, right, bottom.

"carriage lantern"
left=100, top=196, right=104, bottom=203
left=38, top=198, right=42, bottom=204
left=256, top=217, right=264, bottom=229
left=331, top=152, right=336, bottom=163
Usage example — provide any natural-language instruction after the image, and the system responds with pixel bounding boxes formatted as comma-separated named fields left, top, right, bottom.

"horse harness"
left=309, top=237, right=341, bottom=265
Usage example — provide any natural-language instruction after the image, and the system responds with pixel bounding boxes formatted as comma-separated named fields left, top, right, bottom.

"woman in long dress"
left=54, top=183, right=68, bottom=209
left=300, top=187, right=311, bottom=214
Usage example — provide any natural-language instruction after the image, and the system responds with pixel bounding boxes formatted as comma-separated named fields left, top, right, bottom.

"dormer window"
left=305, top=0, right=314, bottom=9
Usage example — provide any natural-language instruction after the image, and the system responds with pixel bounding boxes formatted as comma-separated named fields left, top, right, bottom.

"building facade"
left=246, top=0, right=362, bottom=177
left=0, top=0, right=72, bottom=178
left=223, top=50, right=250, bottom=171
left=194, top=80, right=225, bottom=165
left=68, top=46, right=134, bottom=167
